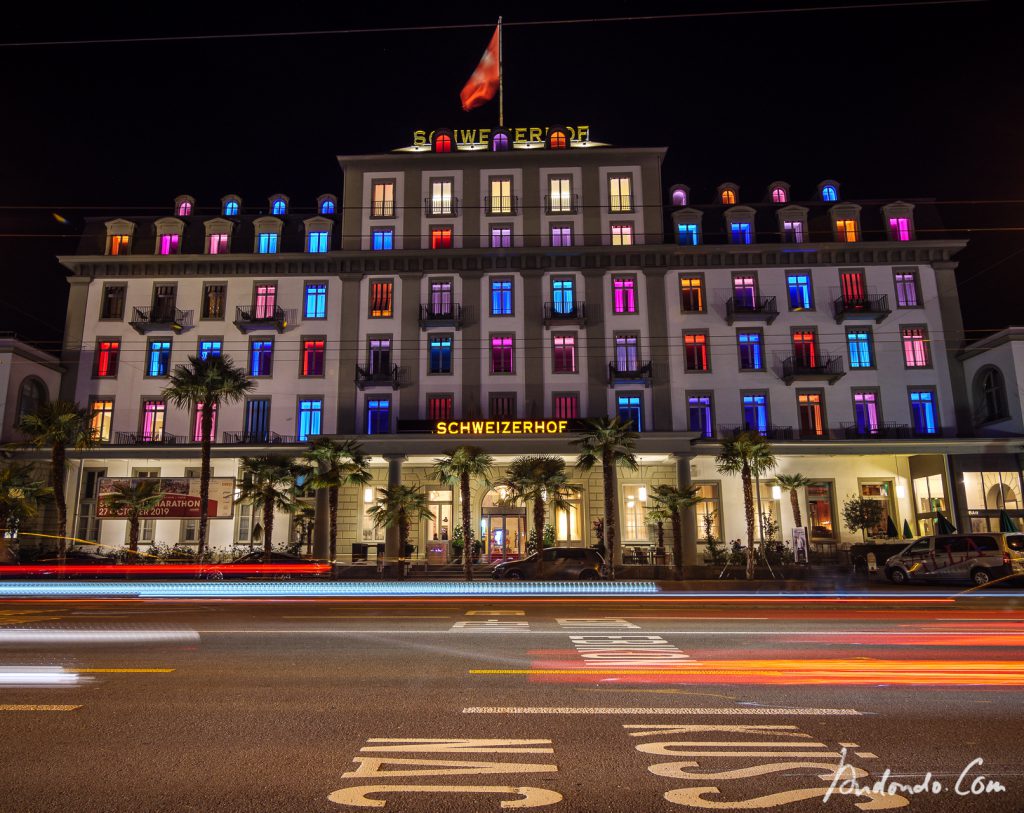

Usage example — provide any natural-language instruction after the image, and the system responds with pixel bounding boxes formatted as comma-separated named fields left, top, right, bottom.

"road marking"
left=465, top=610, right=525, bottom=616
left=194, top=628, right=1024, bottom=636
left=472, top=670, right=710, bottom=675
left=328, top=785, right=562, bottom=808
left=0, top=704, right=81, bottom=711
left=451, top=621, right=531, bottom=632
left=73, top=668, right=174, bottom=673
left=463, top=707, right=863, bottom=715
left=282, top=615, right=451, bottom=619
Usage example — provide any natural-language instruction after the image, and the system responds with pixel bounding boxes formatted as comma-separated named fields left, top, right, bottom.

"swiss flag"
left=460, top=26, right=500, bottom=112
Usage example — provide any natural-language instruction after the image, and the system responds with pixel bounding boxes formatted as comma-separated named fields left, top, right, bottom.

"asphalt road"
left=1, top=590, right=1023, bottom=812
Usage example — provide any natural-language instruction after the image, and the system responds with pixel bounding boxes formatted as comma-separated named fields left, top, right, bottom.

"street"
left=1, top=590, right=1023, bottom=812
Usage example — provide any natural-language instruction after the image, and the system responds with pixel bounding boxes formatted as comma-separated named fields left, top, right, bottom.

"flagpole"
left=498, top=16, right=504, bottom=128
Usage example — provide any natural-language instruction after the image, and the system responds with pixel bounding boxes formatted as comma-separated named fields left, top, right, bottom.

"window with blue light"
left=428, top=335, right=453, bottom=374
left=224, top=200, right=239, bottom=216
left=742, top=394, right=768, bottom=434
left=308, top=231, right=328, bottom=253
left=847, top=330, right=873, bottom=368
left=198, top=339, right=221, bottom=360
left=304, top=283, right=327, bottom=319
left=249, top=339, right=273, bottom=377
left=271, top=198, right=287, bottom=215
left=688, top=395, right=713, bottom=438
left=738, top=333, right=763, bottom=370
left=909, top=390, right=937, bottom=435
left=677, top=223, right=699, bottom=246
left=297, top=399, right=323, bottom=441
left=367, top=398, right=391, bottom=434
left=821, top=185, right=838, bottom=202
left=730, top=223, right=752, bottom=245
left=146, top=340, right=171, bottom=377
left=371, top=228, right=393, bottom=251
left=491, top=278, right=513, bottom=316
left=552, top=278, right=575, bottom=314
left=257, top=232, right=278, bottom=254
left=617, top=394, right=643, bottom=432
left=787, top=274, right=813, bottom=310
left=320, top=199, right=336, bottom=215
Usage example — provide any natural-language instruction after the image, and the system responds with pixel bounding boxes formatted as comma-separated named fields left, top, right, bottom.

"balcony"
left=424, top=197, right=459, bottom=217
left=484, top=195, right=518, bottom=216
left=419, top=303, right=463, bottom=330
left=544, top=193, right=579, bottom=215
left=370, top=201, right=395, bottom=218
left=720, top=424, right=795, bottom=441
left=129, top=306, right=193, bottom=334
left=608, top=360, right=652, bottom=387
left=780, top=353, right=845, bottom=385
left=543, top=301, right=587, bottom=328
left=608, top=195, right=634, bottom=214
left=114, top=431, right=185, bottom=445
left=355, top=364, right=400, bottom=390
left=234, top=304, right=287, bottom=333
left=725, top=295, right=778, bottom=325
left=222, top=431, right=299, bottom=445
left=840, top=421, right=914, bottom=440
left=832, top=292, right=891, bottom=324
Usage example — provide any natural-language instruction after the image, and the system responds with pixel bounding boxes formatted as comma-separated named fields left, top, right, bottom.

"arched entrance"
left=481, top=486, right=527, bottom=562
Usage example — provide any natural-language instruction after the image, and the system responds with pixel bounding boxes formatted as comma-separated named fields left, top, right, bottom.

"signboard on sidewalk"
left=95, top=477, right=236, bottom=519
left=792, top=527, right=809, bottom=564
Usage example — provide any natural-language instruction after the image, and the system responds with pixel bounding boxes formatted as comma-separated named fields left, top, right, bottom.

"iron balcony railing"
left=607, top=360, right=653, bottom=386
left=355, top=364, right=400, bottom=390
left=484, top=195, right=518, bottom=215
left=114, top=431, right=184, bottom=445
left=370, top=201, right=395, bottom=218
left=234, top=304, right=287, bottom=333
left=840, top=421, right=914, bottom=440
left=419, top=302, right=463, bottom=329
left=543, top=301, right=587, bottom=325
left=222, top=431, right=298, bottom=444
left=544, top=193, right=579, bottom=215
left=129, top=306, right=193, bottom=333
left=832, top=291, right=891, bottom=322
left=720, top=424, right=795, bottom=441
left=424, top=196, right=459, bottom=217
left=725, top=295, right=778, bottom=324
left=608, top=194, right=634, bottom=213
left=781, top=353, right=846, bottom=383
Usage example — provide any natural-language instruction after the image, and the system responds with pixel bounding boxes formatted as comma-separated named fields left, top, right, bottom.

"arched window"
left=821, top=184, right=838, bottom=202
left=771, top=186, right=788, bottom=203
left=176, top=200, right=192, bottom=216
left=271, top=198, right=287, bottom=215
left=319, top=198, right=336, bottom=215
left=974, top=366, right=1009, bottom=424
left=223, top=200, right=239, bottom=216
left=549, top=130, right=568, bottom=149
left=672, top=188, right=688, bottom=206
left=721, top=189, right=736, bottom=205
left=434, top=133, right=452, bottom=153
left=492, top=132, right=509, bottom=151
left=17, top=377, right=47, bottom=420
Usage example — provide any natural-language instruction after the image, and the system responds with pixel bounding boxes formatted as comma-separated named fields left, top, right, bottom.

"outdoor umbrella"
left=902, top=519, right=914, bottom=539
left=933, top=513, right=957, bottom=534
left=999, top=509, right=1018, bottom=533
left=886, top=515, right=900, bottom=538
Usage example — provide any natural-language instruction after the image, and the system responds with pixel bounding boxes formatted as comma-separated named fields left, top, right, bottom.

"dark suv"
left=492, top=547, right=607, bottom=580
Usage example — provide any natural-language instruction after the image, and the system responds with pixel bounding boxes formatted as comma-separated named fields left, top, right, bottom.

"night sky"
left=0, top=1, right=1017, bottom=353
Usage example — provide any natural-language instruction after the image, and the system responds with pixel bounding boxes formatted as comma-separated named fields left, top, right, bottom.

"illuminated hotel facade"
left=34, top=125, right=1024, bottom=565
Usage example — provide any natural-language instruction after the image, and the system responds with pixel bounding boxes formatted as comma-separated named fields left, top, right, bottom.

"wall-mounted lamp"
left=363, top=487, right=374, bottom=503
left=771, top=485, right=782, bottom=500
left=638, top=486, right=648, bottom=502
left=896, top=484, right=907, bottom=500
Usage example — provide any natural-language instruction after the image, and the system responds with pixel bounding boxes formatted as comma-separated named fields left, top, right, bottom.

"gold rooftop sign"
left=407, top=125, right=593, bottom=149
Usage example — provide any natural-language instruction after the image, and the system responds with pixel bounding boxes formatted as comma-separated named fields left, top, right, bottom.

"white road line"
left=193, top=629, right=1024, bottom=635
left=463, top=707, right=864, bottom=715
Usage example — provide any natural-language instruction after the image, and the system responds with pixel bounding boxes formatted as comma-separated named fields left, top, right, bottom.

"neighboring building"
left=0, top=334, right=63, bottom=444
left=47, top=125, right=1023, bottom=562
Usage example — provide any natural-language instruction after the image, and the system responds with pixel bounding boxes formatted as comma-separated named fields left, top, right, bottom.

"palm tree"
left=715, top=432, right=777, bottom=579
left=17, top=400, right=95, bottom=559
left=163, top=354, right=253, bottom=558
left=292, top=504, right=317, bottom=555
left=649, top=483, right=704, bottom=579
left=367, top=485, right=434, bottom=568
left=0, top=462, right=52, bottom=561
left=235, top=455, right=298, bottom=561
left=494, top=456, right=580, bottom=577
left=301, top=439, right=371, bottom=562
left=776, top=473, right=812, bottom=530
left=433, top=446, right=494, bottom=581
left=572, top=417, right=638, bottom=578
left=100, top=479, right=166, bottom=553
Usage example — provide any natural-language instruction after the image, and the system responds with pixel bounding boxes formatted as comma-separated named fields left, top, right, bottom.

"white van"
left=885, top=533, right=1024, bottom=586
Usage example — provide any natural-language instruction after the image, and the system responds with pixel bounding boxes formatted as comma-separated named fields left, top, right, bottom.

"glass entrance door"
left=482, top=514, right=526, bottom=562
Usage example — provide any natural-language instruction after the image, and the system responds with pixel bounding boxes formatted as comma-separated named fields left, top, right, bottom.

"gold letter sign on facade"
left=435, top=420, right=569, bottom=436
left=412, top=126, right=591, bottom=147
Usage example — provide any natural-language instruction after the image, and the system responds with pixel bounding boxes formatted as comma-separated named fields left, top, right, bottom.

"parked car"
left=885, top=533, right=1024, bottom=586
left=28, top=550, right=117, bottom=579
left=492, top=547, right=607, bottom=580
left=204, top=550, right=331, bottom=580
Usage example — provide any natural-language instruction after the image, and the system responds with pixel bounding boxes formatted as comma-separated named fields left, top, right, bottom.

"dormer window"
left=882, top=202, right=915, bottom=241
left=548, top=128, right=569, bottom=149
left=725, top=206, right=757, bottom=245
left=174, top=195, right=195, bottom=217
left=270, top=196, right=288, bottom=216
left=222, top=196, right=241, bottom=216
left=819, top=181, right=840, bottom=202
left=204, top=218, right=233, bottom=255
left=718, top=183, right=738, bottom=205
left=318, top=194, right=337, bottom=215
left=831, top=204, right=862, bottom=242
left=491, top=130, right=510, bottom=151
left=433, top=131, right=453, bottom=153
left=776, top=205, right=809, bottom=244
left=104, top=219, right=136, bottom=256
left=253, top=216, right=283, bottom=254
left=304, top=217, right=333, bottom=254
left=154, top=217, right=184, bottom=255
left=673, top=208, right=703, bottom=246
left=670, top=185, right=689, bottom=207
left=769, top=182, right=789, bottom=204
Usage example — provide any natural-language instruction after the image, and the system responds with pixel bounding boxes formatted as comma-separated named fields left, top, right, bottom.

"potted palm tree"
left=649, top=483, right=704, bottom=580
left=0, top=462, right=52, bottom=562
left=301, top=438, right=371, bottom=563
left=572, top=417, right=638, bottom=578
left=367, top=485, right=434, bottom=577
left=715, top=432, right=777, bottom=579
left=100, top=479, right=166, bottom=553
left=432, top=446, right=494, bottom=581
left=235, top=455, right=298, bottom=562
left=17, top=400, right=95, bottom=562
left=493, top=456, right=579, bottom=578
left=163, top=354, right=254, bottom=558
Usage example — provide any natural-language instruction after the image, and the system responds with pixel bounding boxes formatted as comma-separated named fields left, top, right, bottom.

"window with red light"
left=491, top=335, right=514, bottom=373
left=434, top=133, right=452, bottom=153
left=109, top=235, right=129, bottom=255
left=552, top=334, right=577, bottom=373
left=94, top=340, right=120, bottom=377
left=792, top=330, right=818, bottom=366
left=428, top=395, right=453, bottom=421
left=301, top=339, right=325, bottom=376
left=553, top=393, right=579, bottom=419
left=369, top=281, right=393, bottom=318
left=683, top=333, right=709, bottom=371
left=549, top=130, right=567, bottom=149
left=431, top=227, right=452, bottom=249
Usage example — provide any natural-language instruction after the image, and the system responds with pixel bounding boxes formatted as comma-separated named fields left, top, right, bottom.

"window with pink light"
left=159, top=234, right=180, bottom=255
left=889, top=217, right=912, bottom=241
left=209, top=233, right=227, bottom=254
left=192, top=402, right=218, bottom=443
left=771, top=187, right=788, bottom=203
left=612, top=276, right=637, bottom=314
left=177, top=201, right=192, bottom=216
left=490, top=335, right=514, bottom=373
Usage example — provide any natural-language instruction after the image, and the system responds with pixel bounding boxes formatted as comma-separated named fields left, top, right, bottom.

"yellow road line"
left=73, top=668, right=175, bottom=673
left=284, top=615, right=451, bottom=619
left=0, top=705, right=82, bottom=711
left=473, top=669, right=705, bottom=675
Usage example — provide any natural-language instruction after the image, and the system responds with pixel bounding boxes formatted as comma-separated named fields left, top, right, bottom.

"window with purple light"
left=159, top=234, right=179, bottom=255
left=612, top=276, right=636, bottom=314
left=783, top=220, right=804, bottom=243
left=889, top=217, right=912, bottom=241
left=490, top=226, right=512, bottom=248
left=492, top=132, right=509, bottom=151
left=772, top=187, right=787, bottom=203
left=551, top=225, right=573, bottom=247
left=672, top=188, right=688, bottom=206
left=490, top=336, right=514, bottom=373
left=688, top=395, right=713, bottom=438
left=177, top=201, right=192, bottom=216
left=853, top=391, right=880, bottom=434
